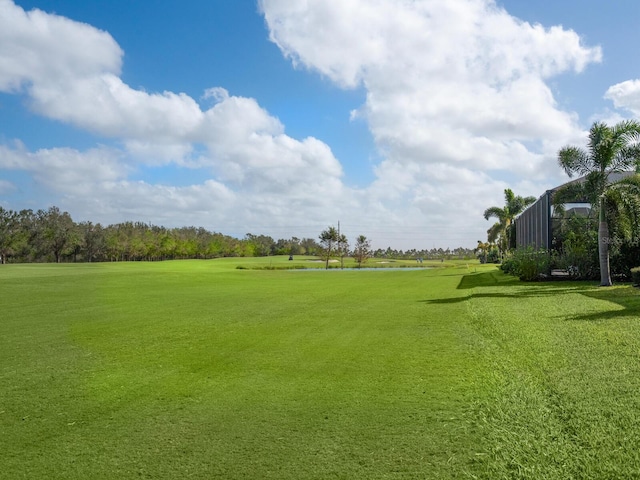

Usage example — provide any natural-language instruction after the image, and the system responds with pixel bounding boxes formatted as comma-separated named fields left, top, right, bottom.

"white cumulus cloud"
left=604, top=80, right=640, bottom=117
left=260, top=0, right=602, bottom=245
left=0, top=0, right=353, bottom=239
left=0, top=0, right=611, bottom=248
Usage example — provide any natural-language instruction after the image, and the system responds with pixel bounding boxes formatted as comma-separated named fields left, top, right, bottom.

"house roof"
left=515, top=170, right=637, bottom=222
left=550, top=170, right=635, bottom=193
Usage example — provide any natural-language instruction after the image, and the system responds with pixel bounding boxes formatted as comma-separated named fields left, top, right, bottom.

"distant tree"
left=273, top=238, right=293, bottom=256
left=288, top=237, right=302, bottom=255
left=16, top=209, right=37, bottom=261
left=245, top=233, right=275, bottom=257
left=193, top=227, right=213, bottom=259
left=0, top=207, right=20, bottom=264
left=476, top=240, right=489, bottom=264
left=159, top=228, right=177, bottom=259
left=174, top=226, right=200, bottom=259
left=0, top=202, right=478, bottom=265
left=78, top=221, right=105, bottom=262
left=337, top=234, right=349, bottom=269
left=35, top=206, right=79, bottom=263
left=353, top=235, right=371, bottom=268
left=555, top=120, right=640, bottom=286
left=273, top=236, right=303, bottom=256
left=207, top=232, right=233, bottom=258
left=300, top=237, right=320, bottom=256
left=319, top=226, right=339, bottom=269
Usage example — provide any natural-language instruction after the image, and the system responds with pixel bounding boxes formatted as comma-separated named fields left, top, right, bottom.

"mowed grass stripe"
left=464, top=272, right=640, bottom=479
left=5, top=260, right=640, bottom=478
left=0, top=261, right=490, bottom=479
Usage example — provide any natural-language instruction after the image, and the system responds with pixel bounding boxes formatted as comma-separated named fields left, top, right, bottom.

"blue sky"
left=1, top=0, right=640, bottom=249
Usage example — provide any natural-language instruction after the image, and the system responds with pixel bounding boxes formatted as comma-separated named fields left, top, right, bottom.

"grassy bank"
left=1, top=259, right=639, bottom=478
left=465, top=271, right=640, bottom=478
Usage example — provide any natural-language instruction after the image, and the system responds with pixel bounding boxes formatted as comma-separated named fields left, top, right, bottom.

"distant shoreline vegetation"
left=235, top=264, right=435, bottom=271
left=0, top=205, right=475, bottom=264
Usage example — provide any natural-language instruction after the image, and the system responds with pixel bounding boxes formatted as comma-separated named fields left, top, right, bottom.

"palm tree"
left=484, top=189, right=536, bottom=255
left=556, top=120, right=640, bottom=286
left=476, top=240, right=489, bottom=263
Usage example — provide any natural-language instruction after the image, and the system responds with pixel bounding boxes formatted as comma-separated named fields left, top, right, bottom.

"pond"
left=288, top=267, right=432, bottom=272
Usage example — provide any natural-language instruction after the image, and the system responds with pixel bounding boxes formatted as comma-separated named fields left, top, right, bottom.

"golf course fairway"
left=2, top=258, right=640, bottom=479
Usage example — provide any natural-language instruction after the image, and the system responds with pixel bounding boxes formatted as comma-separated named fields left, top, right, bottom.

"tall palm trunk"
left=598, top=197, right=612, bottom=286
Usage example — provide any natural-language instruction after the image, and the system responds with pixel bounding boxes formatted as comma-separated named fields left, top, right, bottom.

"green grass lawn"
left=1, top=258, right=640, bottom=479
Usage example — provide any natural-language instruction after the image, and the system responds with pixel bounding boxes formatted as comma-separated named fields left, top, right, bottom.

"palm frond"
left=551, top=182, right=590, bottom=205
left=611, top=143, right=640, bottom=172
left=610, top=119, right=640, bottom=144
left=503, top=188, right=516, bottom=205
left=483, top=206, right=506, bottom=222
left=486, top=222, right=502, bottom=243
left=558, top=146, right=591, bottom=177
left=611, top=173, right=640, bottom=189
left=507, top=195, right=536, bottom=218
left=604, top=173, right=640, bottom=240
left=595, top=120, right=640, bottom=171
left=588, top=122, right=614, bottom=169
left=583, top=171, right=608, bottom=201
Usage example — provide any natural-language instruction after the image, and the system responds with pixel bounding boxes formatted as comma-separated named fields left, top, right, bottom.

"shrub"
left=486, top=248, right=501, bottom=264
left=554, top=239, right=598, bottom=280
left=506, top=248, right=551, bottom=281
left=631, top=267, right=640, bottom=286
left=552, top=215, right=598, bottom=280
left=500, top=258, right=517, bottom=275
left=610, top=243, right=640, bottom=281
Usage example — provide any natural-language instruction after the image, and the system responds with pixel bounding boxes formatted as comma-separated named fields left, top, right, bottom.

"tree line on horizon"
left=0, top=206, right=475, bottom=264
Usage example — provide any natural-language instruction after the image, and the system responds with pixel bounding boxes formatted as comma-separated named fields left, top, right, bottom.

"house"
left=514, top=172, right=634, bottom=250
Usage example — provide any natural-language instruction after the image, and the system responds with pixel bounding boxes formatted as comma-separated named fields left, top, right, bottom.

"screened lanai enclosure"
left=514, top=181, right=591, bottom=250
left=514, top=172, right=635, bottom=250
